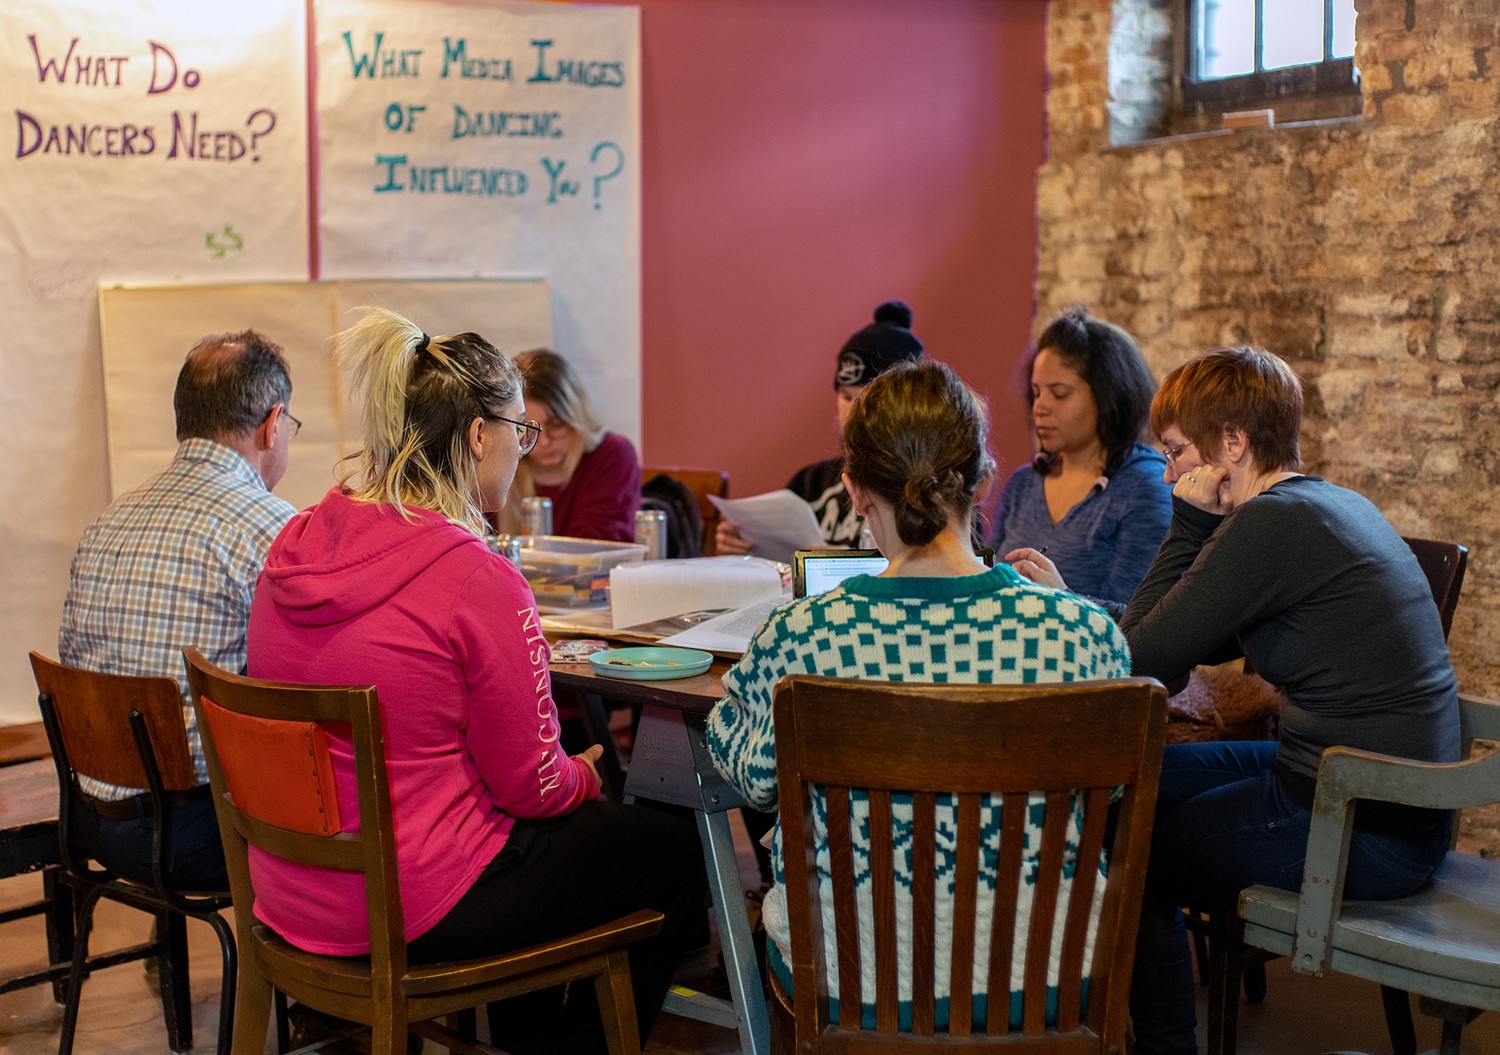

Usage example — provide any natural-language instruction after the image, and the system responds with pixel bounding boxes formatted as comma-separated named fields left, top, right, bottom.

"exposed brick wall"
left=1039, top=0, right=1500, bottom=855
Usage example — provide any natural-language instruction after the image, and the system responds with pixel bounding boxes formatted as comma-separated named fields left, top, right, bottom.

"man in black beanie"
left=717, top=300, right=925, bottom=551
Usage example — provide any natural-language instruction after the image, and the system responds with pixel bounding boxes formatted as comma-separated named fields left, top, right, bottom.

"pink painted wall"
left=599, top=0, right=1047, bottom=495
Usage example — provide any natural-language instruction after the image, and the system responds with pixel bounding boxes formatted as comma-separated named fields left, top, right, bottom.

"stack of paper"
left=656, top=600, right=784, bottom=655
left=609, top=556, right=786, bottom=630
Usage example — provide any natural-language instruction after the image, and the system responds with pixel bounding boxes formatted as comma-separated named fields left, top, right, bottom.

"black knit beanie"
left=834, top=300, right=925, bottom=388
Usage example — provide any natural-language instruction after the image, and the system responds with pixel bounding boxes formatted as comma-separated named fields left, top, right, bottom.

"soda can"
left=522, top=496, right=553, bottom=537
left=635, top=509, right=667, bottom=560
left=486, top=533, right=522, bottom=564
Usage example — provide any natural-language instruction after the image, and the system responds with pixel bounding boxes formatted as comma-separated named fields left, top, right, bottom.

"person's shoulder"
left=1110, top=443, right=1170, bottom=483
left=737, top=589, right=853, bottom=660
left=786, top=456, right=841, bottom=491
left=1236, top=475, right=1340, bottom=521
left=595, top=431, right=638, bottom=458
left=984, top=572, right=1122, bottom=635
left=999, top=461, right=1035, bottom=495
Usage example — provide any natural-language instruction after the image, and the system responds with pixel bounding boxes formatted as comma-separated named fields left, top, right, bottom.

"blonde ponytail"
left=338, top=307, right=522, bottom=533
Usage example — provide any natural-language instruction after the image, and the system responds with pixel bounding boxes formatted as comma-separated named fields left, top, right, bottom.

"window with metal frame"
left=1183, top=0, right=1358, bottom=111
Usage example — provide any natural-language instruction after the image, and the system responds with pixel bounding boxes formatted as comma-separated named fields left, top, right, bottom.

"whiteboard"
left=99, top=279, right=552, bottom=512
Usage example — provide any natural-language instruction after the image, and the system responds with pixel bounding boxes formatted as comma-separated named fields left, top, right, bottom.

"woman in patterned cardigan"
left=705, top=359, right=1131, bottom=1032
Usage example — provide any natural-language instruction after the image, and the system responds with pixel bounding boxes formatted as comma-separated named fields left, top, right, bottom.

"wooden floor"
left=1, top=812, right=1497, bottom=1055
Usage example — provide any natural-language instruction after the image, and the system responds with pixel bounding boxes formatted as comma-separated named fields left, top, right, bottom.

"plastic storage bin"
left=518, top=535, right=647, bottom=608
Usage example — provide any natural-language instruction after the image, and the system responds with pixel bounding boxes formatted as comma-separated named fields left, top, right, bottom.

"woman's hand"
left=714, top=520, right=755, bottom=555
left=572, top=744, right=605, bottom=790
left=1005, top=547, right=1070, bottom=591
left=1173, top=465, right=1231, bottom=514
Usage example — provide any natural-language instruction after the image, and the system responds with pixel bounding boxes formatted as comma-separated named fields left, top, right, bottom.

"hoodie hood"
left=259, top=489, right=484, bottom=627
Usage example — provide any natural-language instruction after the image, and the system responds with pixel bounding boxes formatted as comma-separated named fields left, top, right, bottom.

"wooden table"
left=0, top=720, right=51, bottom=765
left=0, top=757, right=73, bottom=1000
left=549, top=658, right=769, bottom=1055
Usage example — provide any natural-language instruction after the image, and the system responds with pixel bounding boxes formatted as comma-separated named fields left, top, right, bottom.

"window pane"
left=1198, top=0, right=1254, bottom=79
left=1262, top=0, right=1324, bottom=71
left=1331, top=0, right=1357, bottom=59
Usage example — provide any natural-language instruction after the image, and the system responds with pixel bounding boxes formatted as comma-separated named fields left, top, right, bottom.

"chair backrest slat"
left=947, top=793, right=981, bottom=1037
left=1056, top=785, right=1112, bottom=1032
left=774, top=675, right=1168, bottom=1052
left=1021, top=790, right=1070, bottom=1035
left=30, top=652, right=197, bottom=791
left=909, top=790, right=937, bottom=1036
left=227, top=803, right=365, bottom=871
left=986, top=791, right=1027, bottom=1038
left=867, top=789, right=897, bottom=1032
left=825, top=783, right=862, bottom=1029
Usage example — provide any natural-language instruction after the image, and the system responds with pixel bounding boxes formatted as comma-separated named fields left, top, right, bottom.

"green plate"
left=589, top=646, right=714, bottom=681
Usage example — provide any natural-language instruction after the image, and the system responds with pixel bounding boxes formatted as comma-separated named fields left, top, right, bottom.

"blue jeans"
left=71, top=794, right=228, bottom=891
left=1129, top=741, right=1450, bottom=1055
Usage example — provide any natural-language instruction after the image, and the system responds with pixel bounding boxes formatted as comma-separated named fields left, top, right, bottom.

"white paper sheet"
left=656, top=599, right=782, bottom=656
left=706, top=490, right=827, bottom=564
left=609, top=557, right=785, bottom=631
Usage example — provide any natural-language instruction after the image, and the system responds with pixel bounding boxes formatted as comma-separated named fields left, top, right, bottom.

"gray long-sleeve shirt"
left=1123, top=476, right=1458, bottom=824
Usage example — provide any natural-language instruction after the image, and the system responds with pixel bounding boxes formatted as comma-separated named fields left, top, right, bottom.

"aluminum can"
left=635, top=509, right=667, bottom=560
left=522, top=496, right=553, bottom=537
left=486, top=533, right=522, bottom=564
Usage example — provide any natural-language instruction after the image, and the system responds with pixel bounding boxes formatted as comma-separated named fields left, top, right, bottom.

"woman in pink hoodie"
left=248, top=307, right=703, bottom=1055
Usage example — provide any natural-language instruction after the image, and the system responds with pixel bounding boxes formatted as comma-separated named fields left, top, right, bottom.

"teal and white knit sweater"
left=705, top=565, right=1131, bottom=1030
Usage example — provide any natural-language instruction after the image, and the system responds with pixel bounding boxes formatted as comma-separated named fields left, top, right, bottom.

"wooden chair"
left=183, top=647, right=664, bottom=1055
left=1402, top=536, right=1468, bottom=640
left=1200, top=533, right=1471, bottom=1054
left=642, top=465, right=729, bottom=555
left=29, top=651, right=236, bottom=1055
left=1213, top=693, right=1500, bottom=1055
left=769, top=675, right=1168, bottom=1052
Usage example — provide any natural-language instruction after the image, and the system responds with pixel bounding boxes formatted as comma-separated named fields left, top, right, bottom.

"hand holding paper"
left=706, top=490, right=826, bottom=564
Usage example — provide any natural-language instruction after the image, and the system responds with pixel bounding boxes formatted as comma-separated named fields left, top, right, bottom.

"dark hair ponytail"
left=842, top=361, right=995, bottom=548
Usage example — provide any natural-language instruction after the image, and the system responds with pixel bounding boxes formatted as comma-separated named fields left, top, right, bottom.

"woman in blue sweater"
left=995, top=308, right=1171, bottom=611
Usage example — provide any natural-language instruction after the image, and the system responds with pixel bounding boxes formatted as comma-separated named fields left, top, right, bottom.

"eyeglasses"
left=1162, top=439, right=1191, bottom=467
left=492, top=414, right=542, bottom=456
left=265, top=404, right=301, bottom=437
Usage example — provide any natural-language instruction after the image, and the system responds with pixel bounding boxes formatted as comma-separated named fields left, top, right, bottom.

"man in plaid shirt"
left=59, top=330, right=299, bottom=889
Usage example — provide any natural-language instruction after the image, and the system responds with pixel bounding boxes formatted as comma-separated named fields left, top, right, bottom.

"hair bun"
left=873, top=300, right=913, bottom=329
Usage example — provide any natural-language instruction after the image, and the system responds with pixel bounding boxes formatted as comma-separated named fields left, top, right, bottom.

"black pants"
left=69, top=793, right=228, bottom=891
left=407, top=799, right=706, bottom=1055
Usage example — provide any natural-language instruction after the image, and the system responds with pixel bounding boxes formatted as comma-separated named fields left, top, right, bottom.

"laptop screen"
left=793, top=546, right=997, bottom=598
left=793, top=549, right=889, bottom=597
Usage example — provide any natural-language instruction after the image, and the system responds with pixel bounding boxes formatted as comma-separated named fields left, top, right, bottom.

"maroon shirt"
left=534, top=431, right=641, bottom=542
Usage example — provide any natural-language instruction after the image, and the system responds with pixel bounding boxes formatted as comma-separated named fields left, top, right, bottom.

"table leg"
left=698, top=809, right=769, bottom=1055
left=626, top=704, right=769, bottom=1055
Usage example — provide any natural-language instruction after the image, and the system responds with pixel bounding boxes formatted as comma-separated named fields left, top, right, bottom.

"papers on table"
left=656, top=599, right=782, bottom=655
left=608, top=556, right=786, bottom=630
left=706, top=490, right=825, bottom=564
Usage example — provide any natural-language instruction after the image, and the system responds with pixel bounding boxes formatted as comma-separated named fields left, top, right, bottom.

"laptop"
left=793, top=547, right=996, bottom=598
left=793, top=549, right=889, bottom=598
